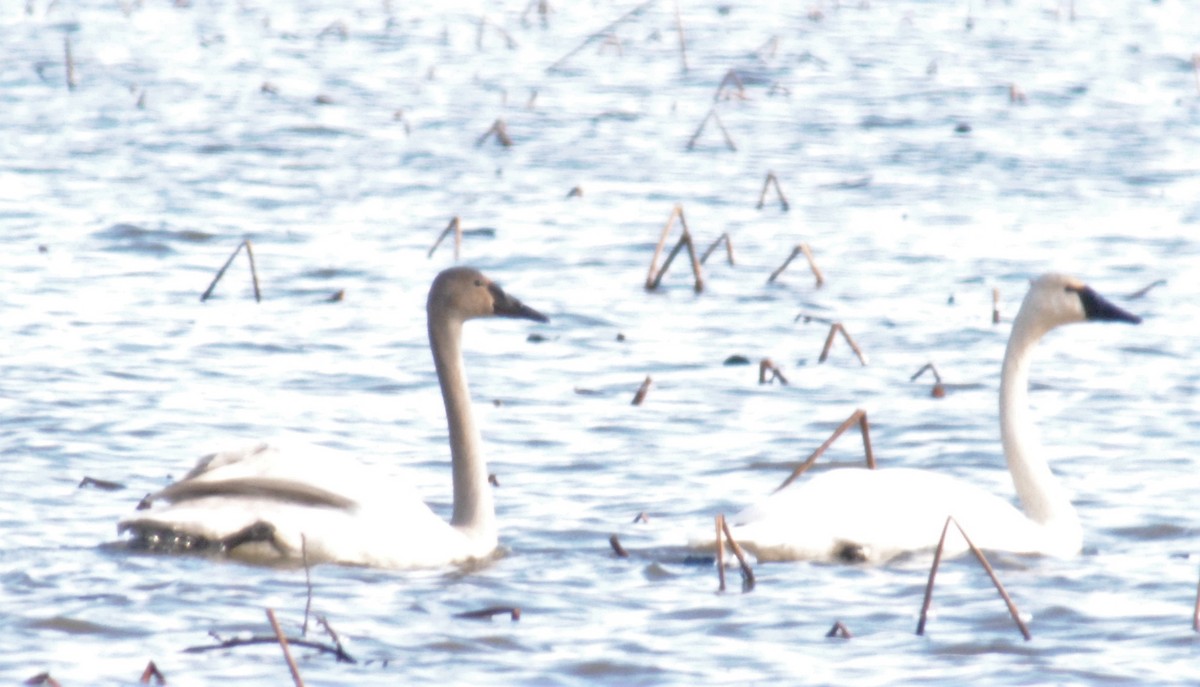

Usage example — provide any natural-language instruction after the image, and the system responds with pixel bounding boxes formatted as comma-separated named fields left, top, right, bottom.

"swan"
left=118, top=266, right=548, bottom=569
left=724, top=273, right=1141, bottom=563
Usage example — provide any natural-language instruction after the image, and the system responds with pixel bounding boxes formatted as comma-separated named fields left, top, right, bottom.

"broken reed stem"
left=1194, top=564, right=1200, bottom=632
left=609, top=534, right=629, bottom=557
left=911, top=362, right=946, bottom=398
left=825, top=621, right=853, bottom=639
left=645, top=205, right=704, bottom=292
left=1193, top=53, right=1200, bottom=96
left=454, top=606, right=522, bottom=621
left=698, top=232, right=735, bottom=266
left=63, top=35, right=77, bottom=90
left=200, top=239, right=262, bottom=303
left=755, top=171, right=790, bottom=211
left=917, top=517, right=1031, bottom=641
left=719, top=514, right=756, bottom=591
left=768, top=243, right=824, bottom=286
left=992, top=287, right=1001, bottom=324
left=1128, top=279, right=1166, bottom=299
left=476, top=17, right=517, bottom=50
left=687, top=107, right=737, bottom=151
left=546, top=0, right=656, bottom=72
left=427, top=216, right=463, bottom=259
left=818, top=323, right=868, bottom=366
left=476, top=118, right=513, bottom=147
left=713, top=69, right=745, bottom=101
left=673, top=0, right=688, bottom=73
left=139, top=661, right=166, bottom=685
left=715, top=514, right=727, bottom=592
left=774, top=409, right=874, bottom=494
left=266, top=608, right=306, bottom=687
left=301, top=535, right=312, bottom=636
left=631, top=375, right=652, bottom=405
left=758, top=358, right=788, bottom=385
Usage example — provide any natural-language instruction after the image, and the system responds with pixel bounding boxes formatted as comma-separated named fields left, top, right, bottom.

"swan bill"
left=1074, top=286, right=1142, bottom=325
left=488, top=282, right=549, bottom=323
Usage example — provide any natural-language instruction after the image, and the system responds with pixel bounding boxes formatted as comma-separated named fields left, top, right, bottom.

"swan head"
left=428, top=267, right=549, bottom=324
left=1022, top=273, right=1141, bottom=331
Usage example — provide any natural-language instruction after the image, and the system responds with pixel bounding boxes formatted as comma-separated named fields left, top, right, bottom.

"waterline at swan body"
left=727, top=273, right=1142, bottom=564
left=118, top=266, right=548, bottom=569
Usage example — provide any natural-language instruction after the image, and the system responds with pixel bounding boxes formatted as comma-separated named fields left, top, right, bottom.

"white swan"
left=118, top=266, right=548, bottom=569
left=726, top=273, right=1141, bottom=563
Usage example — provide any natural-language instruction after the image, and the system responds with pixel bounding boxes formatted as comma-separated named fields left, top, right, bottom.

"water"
left=2, top=0, right=1199, bottom=684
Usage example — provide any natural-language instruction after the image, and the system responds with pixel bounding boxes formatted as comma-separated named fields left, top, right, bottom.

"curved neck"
left=999, top=311, right=1079, bottom=537
left=428, top=316, right=495, bottom=539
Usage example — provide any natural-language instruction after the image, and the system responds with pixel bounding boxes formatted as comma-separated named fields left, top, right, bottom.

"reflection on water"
left=2, top=0, right=1198, bottom=685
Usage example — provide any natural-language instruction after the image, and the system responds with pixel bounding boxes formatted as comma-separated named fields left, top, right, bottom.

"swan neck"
left=429, top=315, right=495, bottom=538
left=999, top=307, right=1079, bottom=539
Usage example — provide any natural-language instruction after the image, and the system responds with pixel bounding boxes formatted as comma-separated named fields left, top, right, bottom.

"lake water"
left=2, top=0, right=1199, bottom=684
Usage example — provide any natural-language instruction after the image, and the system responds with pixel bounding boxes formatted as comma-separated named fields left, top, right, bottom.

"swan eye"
left=474, top=279, right=483, bottom=287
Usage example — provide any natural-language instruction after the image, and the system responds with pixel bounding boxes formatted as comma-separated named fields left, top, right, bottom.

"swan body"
left=727, top=273, right=1141, bottom=563
left=119, top=267, right=547, bottom=569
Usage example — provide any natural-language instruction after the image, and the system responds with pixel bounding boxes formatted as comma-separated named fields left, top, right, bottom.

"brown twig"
left=774, top=409, right=875, bottom=493
left=476, top=118, right=512, bottom=147
left=673, top=0, right=688, bottom=73
left=78, top=476, right=124, bottom=490
left=301, top=535, right=312, bottom=636
left=686, top=106, right=737, bottom=151
left=916, top=517, right=1031, bottom=640
left=476, top=16, right=517, bottom=49
left=1193, top=564, right=1200, bottom=632
left=818, top=323, right=868, bottom=366
left=910, top=362, right=946, bottom=398
left=756, top=171, right=790, bottom=211
left=768, top=243, right=824, bottom=286
left=454, top=606, right=521, bottom=621
left=427, top=216, right=462, bottom=260
left=25, top=673, right=62, bottom=687
left=184, top=634, right=354, bottom=662
left=266, top=608, right=306, bottom=687
left=63, top=36, right=76, bottom=90
left=698, top=232, right=735, bottom=266
left=200, top=239, right=262, bottom=303
left=825, top=621, right=853, bottom=639
left=609, top=534, right=629, bottom=557
left=719, top=514, right=756, bottom=591
left=758, top=358, right=788, bottom=385
left=1128, top=279, right=1166, bottom=299
left=631, top=376, right=652, bottom=405
left=139, top=661, right=166, bottom=685
left=546, top=0, right=656, bottom=72
left=633, top=512, right=650, bottom=523
left=715, top=514, right=727, bottom=592
left=645, top=205, right=703, bottom=292
left=793, top=311, right=835, bottom=325
left=713, top=69, right=746, bottom=101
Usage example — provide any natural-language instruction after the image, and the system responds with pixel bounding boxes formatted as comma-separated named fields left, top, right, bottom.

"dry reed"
left=768, top=243, right=823, bottom=286
left=818, top=323, right=868, bottom=366
left=1128, top=279, right=1166, bottom=299
left=476, top=118, right=513, bottom=147
left=825, top=621, right=852, bottom=639
left=687, top=107, right=737, bottom=151
left=673, top=0, right=688, bottom=72
left=609, top=534, right=629, bottom=558
left=992, top=287, right=1001, bottom=324
left=546, top=0, right=655, bottom=72
left=698, top=232, right=734, bottom=266
left=645, top=205, right=704, bottom=292
left=63, top=36, right=76, bottom=90
left=758, top=358, right=788, bottom=385
left=201, top=239, right=261, bottom=303
left=713, top=69, right=745, bottom=101
left=774, top=409, right=875, bottom=493
left=756, top=171, right=790, bottom=211
left=631, top=376, right=653, bottom=405
left=719, top=514, right=756, bottom=591
left=916, top=517, right=1031, bottom=640
left=454, top=606, right=521, bottom=621
left=266, top=608, right=306, bottom=687
left=910, top=362, right=946, bottom=398
left=139, top=661, right=166, bottom=685
left=427, top=216, right=462, bottom=260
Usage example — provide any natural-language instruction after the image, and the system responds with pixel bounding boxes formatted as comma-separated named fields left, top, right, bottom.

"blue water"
left=2, top=1, right=1198, bottom=684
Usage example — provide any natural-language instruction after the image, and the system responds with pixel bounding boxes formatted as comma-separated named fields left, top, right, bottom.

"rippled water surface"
left=2, top=0, right=1199, bottom=684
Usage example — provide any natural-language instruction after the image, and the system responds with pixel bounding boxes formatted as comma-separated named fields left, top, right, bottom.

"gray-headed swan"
left=119, top=267, right=548, bottom=569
